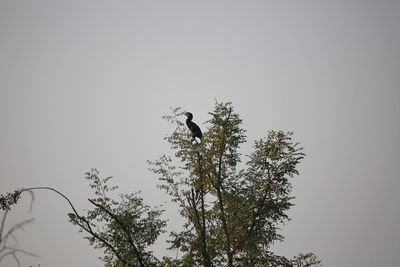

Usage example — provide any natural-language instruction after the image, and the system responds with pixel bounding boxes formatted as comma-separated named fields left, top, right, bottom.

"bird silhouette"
left=184, top=112, right=202, bottom=141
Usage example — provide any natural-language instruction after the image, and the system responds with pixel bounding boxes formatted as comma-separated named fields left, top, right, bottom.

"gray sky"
left=1, top=1, right=399, bottom=266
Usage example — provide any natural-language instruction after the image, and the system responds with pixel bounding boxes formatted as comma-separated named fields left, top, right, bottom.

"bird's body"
left=185, top=112, right=202, bottom=141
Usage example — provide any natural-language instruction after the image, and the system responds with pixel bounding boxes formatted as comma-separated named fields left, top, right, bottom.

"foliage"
left=0, top=191, right=22, bottom=211
left=68, top=169, right=166, bottom=267
left=148, top=101, right=319, bottom=266
left=292, top=253, right=322, bottom=267
left=0, top=101, right=321, bottom=267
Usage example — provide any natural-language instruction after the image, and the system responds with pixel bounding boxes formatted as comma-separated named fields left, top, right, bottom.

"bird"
left=184, top=112, right=202, bottom=141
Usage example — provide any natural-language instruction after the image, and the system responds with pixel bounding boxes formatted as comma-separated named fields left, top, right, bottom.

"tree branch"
left=88, top=199, right=146, bottom=267
left=196, top=151, right=212, bottom=267
left=9, top=187, right=129, bottom=266
left=0, top=199, right=37, bottom=266
left=214, top=107, right=233, bottom=266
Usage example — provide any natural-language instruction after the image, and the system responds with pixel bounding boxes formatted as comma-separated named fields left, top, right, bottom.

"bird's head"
left=184, top=112, right=193, bottom=120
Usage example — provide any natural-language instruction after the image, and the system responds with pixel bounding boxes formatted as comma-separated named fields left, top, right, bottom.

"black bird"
left=184, top=112, right=202, bottom=141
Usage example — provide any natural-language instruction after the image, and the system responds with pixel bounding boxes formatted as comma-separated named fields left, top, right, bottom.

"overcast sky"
left=1, top=1, right=399, bottom=266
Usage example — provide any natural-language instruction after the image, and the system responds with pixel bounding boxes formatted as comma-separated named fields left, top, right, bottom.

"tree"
left=148, top=101, right=318, bottom=266
left=0, top=101, right=321, bottom=267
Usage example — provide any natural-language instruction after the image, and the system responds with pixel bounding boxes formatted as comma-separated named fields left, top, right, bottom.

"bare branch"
left=0, top=211, right=36, bottom=267
left=2, top=186, right=130, bottom=266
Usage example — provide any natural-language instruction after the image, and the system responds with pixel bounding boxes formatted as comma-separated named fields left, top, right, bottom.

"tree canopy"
left=0, top=101, right=321, bottom=267
left=148, top=101, right=318, bottom=267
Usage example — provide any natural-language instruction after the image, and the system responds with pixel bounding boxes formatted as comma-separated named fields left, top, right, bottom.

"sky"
left=1, top=1, right=399, bottom=266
